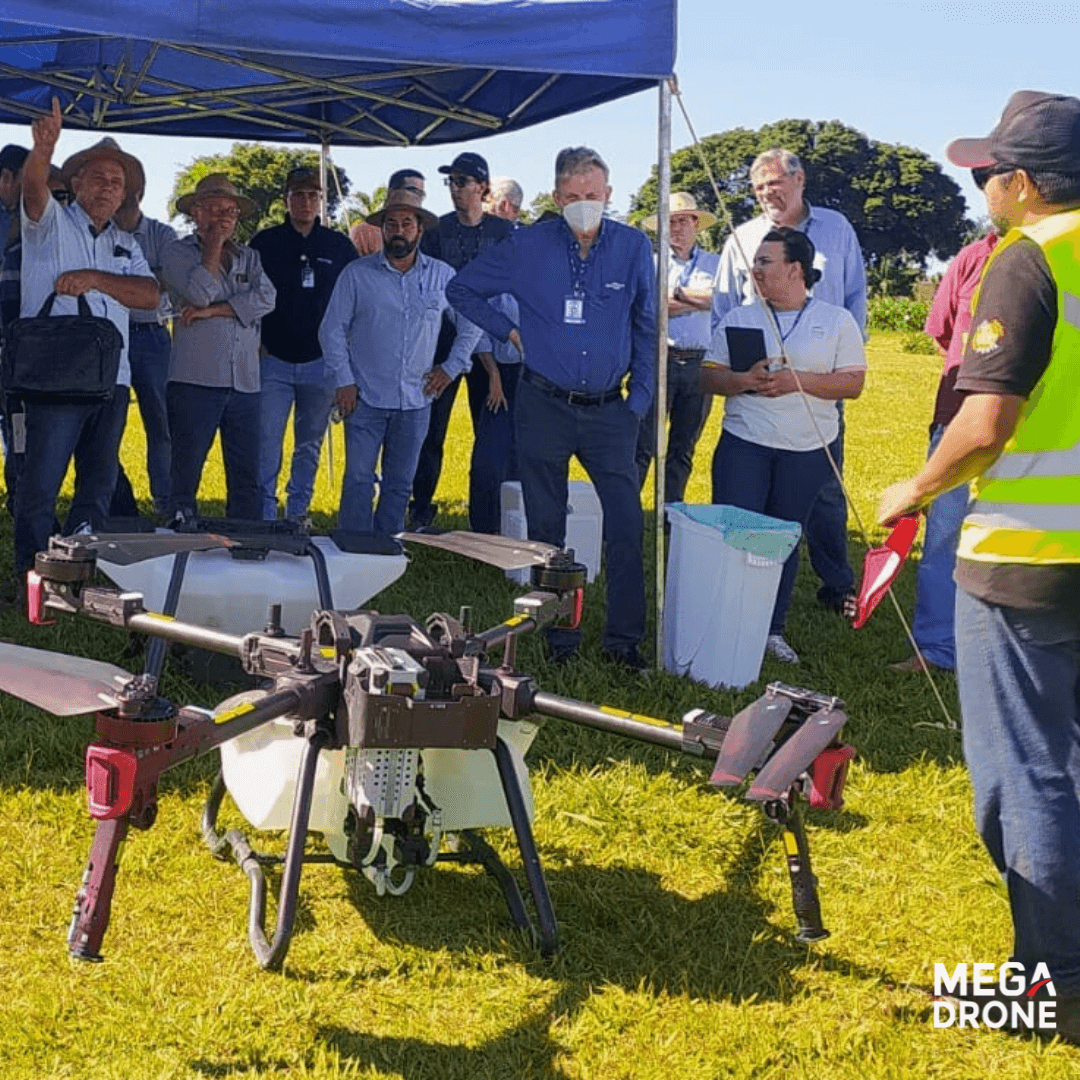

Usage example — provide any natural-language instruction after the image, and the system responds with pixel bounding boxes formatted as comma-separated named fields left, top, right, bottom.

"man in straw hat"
left=13, top=98, right=158, bottom=596
left=319, top=186, right=482, bottom=536
left=161, top=173, right=276, bottom=521
left=879, top=91, right=1080, bottom=1040
left=636, top=192, right=719, bottom=502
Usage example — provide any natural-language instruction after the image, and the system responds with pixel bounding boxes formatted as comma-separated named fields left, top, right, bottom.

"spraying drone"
left=0, top=527, right=856, bottom=969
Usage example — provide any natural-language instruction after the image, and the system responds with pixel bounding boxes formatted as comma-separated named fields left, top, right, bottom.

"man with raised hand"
left=249, top=166, right=357, bottom=526
left=879, top=91, right=1080, bottom=1042
left=637, top=191, right=719, bottom=502
left=319, top=187, right=481, bottom=537
left=408, top=150, right=512, bottom=530
left=446, top=146, right=656, bottom=669
left=714, top=148, right=867, bottom=615
left=15, top=99, right=158, bottom=592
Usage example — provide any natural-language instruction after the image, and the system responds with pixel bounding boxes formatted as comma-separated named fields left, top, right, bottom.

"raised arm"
left=23, top=97, right=62, bottom=223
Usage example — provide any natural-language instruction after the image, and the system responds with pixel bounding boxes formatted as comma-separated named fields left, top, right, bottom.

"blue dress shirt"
left=319, top=249, right=481, bottom=411
left=711, top=203, right=867, bottom=336
left=445, top=217, right=657, bottom=416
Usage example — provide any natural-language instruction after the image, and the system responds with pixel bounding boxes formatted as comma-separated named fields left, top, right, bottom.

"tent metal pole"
left=320, top=140, right=329, bottom=222
left=653, top=78, right=672, bottom=668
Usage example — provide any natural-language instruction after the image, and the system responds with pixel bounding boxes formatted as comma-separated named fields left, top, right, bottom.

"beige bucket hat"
left=642, top=191, right=717, bottom=232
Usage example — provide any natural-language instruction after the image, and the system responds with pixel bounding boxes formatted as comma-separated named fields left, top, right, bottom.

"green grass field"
left=0, top=331, right=1074, bottom=1079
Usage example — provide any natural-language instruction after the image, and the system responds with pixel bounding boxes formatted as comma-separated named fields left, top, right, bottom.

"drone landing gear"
left=201, top=733, right=559, bottom=966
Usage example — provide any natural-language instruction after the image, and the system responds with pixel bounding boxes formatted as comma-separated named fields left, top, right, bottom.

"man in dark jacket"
left=249, top=167, right=357, bottom=523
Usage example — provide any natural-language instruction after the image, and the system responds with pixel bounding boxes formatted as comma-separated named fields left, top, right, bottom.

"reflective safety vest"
left=957, top=208, right=1080, bottom=564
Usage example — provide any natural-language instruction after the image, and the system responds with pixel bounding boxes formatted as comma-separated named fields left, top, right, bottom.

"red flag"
left=850, top=514, right=921, bottom=629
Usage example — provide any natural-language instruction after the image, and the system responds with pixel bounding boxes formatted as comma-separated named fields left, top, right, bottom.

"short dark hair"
left=0, top=144, right=29, bottom=175
left=389, top=168, right=424, bottom=191
left=1024, top=168, right=1080, bottom=205
left=762, top=227, right=821, bottom=288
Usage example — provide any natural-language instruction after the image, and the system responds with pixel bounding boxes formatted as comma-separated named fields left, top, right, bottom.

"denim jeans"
left=634, top=357, right=711, bottom=503
left=515, top=376, right=644, bottom=654
left=258, top=353, right=335, bottom=521
left=911, top=423, right=970, bottom=669
left=14, top=386, right=129, bottom=575
left=805, top=406, right=854, bottom=602
left=1, top=394, right=25, bottom=519
left=469, top=362, right=520, bottom=534
left=711, top=430, right=831, bottom=637
left=167, top=382, right=261, bottom=520
left=127, top=322, right=172, bottom=512
left=341, top=400, right=430, bottom=536
left=956, top=587, right=1080, bottom=990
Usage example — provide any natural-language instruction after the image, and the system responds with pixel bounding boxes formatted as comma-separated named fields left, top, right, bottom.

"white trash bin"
left=500, top=480, right=602, bottom=585
left=663, top=503, right=801, bottom=690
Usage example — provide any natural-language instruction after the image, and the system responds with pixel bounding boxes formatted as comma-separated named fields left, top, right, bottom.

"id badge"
left=563, top=294, right=585, bottom=325
left=301, top=265, right=315, bottom=289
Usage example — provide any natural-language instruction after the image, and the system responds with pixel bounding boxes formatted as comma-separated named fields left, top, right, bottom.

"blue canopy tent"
left=0, top=0, right=677, bottom=656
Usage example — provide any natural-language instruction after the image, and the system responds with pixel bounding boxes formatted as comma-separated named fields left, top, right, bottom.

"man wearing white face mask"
left=446, top=147, right=657, bottom=669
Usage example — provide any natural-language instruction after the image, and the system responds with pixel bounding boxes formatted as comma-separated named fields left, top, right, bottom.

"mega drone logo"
left=933, top=962, right=1056, bottom=1031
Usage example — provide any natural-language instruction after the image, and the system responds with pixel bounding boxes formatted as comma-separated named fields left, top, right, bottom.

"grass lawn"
left=0, top=331, right=1074, bottom=1078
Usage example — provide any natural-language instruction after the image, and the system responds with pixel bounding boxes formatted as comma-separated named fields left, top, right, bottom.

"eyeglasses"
left=445, top=175, right=476, bottom=189
left=199, top=206, right=241, bottom=219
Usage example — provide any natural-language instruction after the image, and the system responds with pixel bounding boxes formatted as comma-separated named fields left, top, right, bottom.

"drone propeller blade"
left=745, top=708, right=848, bottom=802
left=68, top=532, right=236, bottom=566
left=709, top=696, right=793, bottom=786
left=401, top=530, right=559, bottom=571
left=0, top=642, right=135, bottom=715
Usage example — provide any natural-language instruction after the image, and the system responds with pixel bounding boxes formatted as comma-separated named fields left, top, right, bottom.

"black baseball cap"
left=947, top=91, right=1080, bottom=172
left=0, top=144, right=29, bottom=175
left=437, top=152, right=489, bottom=183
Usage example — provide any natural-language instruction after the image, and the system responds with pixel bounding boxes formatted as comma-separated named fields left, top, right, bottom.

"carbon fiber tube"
left=530, top=690, right=684, bottom=753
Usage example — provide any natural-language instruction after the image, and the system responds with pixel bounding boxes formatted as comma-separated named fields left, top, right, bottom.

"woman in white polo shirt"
left=702, top=228, right=866, bottom=664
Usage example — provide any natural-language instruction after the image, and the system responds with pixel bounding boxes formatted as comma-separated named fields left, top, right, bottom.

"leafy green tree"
left=632, top=120, right=973, bottom=295
left=528, top=190, right=559, bottom=222
left=171, top=144, right=352, bottom=243
left=343, top=185, right=386, bottom=222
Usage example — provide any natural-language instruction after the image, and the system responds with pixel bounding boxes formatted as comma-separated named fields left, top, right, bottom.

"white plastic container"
left=218, top=688, right=539, bottom=854
left=100, top=535, right=408, bottom=636
left=500, top=480, right=602, bottom=585
left=663, top=503, right=801, bottom=690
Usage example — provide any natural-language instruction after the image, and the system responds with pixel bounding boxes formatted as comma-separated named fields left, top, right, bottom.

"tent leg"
left=653, top=79, right=672, bottom=669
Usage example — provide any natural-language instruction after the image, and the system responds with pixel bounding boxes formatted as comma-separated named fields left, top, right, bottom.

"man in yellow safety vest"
left=880, top=90, right=1080, bottom=1041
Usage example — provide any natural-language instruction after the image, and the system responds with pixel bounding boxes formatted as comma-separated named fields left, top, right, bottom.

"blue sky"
left=1, top=1, right=1078, bottom=229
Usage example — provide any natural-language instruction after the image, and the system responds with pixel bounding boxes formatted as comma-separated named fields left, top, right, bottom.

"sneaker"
left=600, top=645, right=649, bottom=672
left=765, top=634, right=799, bottom=664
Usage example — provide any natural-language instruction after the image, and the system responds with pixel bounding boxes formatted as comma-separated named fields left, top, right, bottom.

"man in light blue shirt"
left=15, top=101, right=158, bottom=587
left=319, top=188, right=481, bottom=536
left=637, top=192, right=720, bottom=502
left=711, top=148, right=868, bottom=613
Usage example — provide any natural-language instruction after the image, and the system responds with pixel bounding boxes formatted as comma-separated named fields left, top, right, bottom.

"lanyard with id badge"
left=300, top=254, right=315, bottom=289
left=565, top=242, right=591, bottom=326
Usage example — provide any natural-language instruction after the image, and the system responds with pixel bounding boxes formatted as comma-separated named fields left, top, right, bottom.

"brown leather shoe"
left=889, top=654, right=944, bottom=674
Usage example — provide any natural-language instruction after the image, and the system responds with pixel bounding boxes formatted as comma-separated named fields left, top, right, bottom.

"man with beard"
left=319, top=188, right=481, bottom=536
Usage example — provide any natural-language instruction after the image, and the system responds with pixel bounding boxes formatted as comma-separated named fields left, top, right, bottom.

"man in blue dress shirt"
left=446, top=147, right=657, bottom=669
left=319, top=188, right=481, bottom=537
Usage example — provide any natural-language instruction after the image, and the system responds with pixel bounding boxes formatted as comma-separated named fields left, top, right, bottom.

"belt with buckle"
left=668, top=347, right=706, bottom=364
left=521, top=367, right=623, bottom=407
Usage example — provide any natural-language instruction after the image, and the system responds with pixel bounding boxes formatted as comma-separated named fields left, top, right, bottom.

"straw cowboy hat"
left=366, top=187, right=438, bottom=230
left=642, top=191, right=717, bottom=232
left=60, top=137, right=145, bottom=198
left=176, top=173, right=258, bottom=218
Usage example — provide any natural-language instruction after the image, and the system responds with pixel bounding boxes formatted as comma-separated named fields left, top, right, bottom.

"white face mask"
left=561, top=200, right=605, bottom=234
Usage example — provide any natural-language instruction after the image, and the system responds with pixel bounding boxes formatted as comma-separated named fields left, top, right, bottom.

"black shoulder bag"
left=2, top=291, right=123, bottom=400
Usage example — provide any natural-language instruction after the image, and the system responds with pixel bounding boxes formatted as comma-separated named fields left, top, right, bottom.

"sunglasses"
left=444, top=175, right=477, bottom=189
left=972, top=164, right=1014, bottom=190
left=52, top=190, right=72, bottom=203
